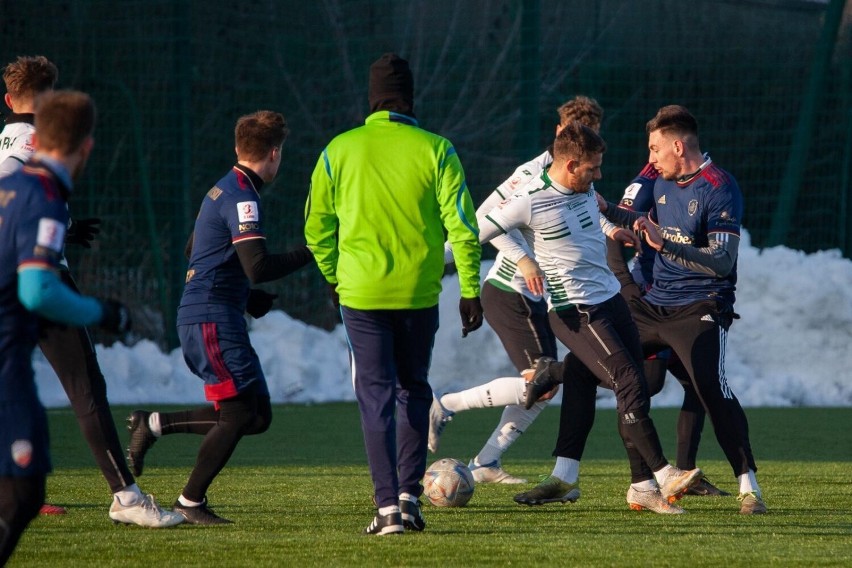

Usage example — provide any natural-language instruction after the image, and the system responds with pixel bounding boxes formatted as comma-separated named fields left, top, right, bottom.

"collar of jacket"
left=365, top=110, right=418, bottom=127
left=3, top=112, right=35, bottom=125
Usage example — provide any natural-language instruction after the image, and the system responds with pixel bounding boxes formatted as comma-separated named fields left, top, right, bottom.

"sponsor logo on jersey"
left=238, top=222, right=259, bottom=233
left=207, top=187, right=223, bottom=200
left=657, top=195, right=666, bottom=205
left=688, top=199, right=698, bottom=216
left=622, top=182, right=642, bottom=200
left=508, top=176, right=522, bottom=189
left=11, top=439, right=33, bottom=468
left=621, top=198, right=634, bottom=207
left=659, top=227, right=693, bottom=244
left=700, top=314, right=715, bottom=322
left=36, top=217, right=66, bottom=252
left=237, top=201, right=259, bottom=222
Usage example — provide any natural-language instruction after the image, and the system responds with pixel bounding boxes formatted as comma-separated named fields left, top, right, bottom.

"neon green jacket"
left=305, top=111, right=481, bottom=310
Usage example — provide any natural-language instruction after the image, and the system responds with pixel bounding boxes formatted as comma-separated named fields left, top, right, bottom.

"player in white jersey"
left=481, top=122, right=702, bottom=512
left=0, top=55, right=181, bottom=527
left=429, top=98, right=602, bottom=484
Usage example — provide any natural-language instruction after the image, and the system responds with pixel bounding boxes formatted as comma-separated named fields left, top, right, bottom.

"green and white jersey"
left=480, top=170, right=620, bottom=310
left=477, top=150, right=552, bottom=301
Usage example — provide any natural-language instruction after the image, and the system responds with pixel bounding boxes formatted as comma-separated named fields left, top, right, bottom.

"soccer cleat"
left=686, top=476, right=731, bottom=497
left=39, top=503, right=67, bottom=515
left=109, top=494, right=184, bottom=527
left=627, top=486, right=686, bottom=514
left=523, top=356, right=559, bottom=410
left=363, top=511, right=404, bottom=536
left=468, top=459, right=527, bottom=484
left=513, top=475, right=580, bottom=506
left=427, top=395, right=454, bottom=454
left=399, top=498, right=426, bottom=531
left=658, top=466, right=703, bottom=503
left=737, top=492, right=767, bottom=515
left=126, top=410, right=157, bottom=477
left=172, top=498, right=232, bottom=525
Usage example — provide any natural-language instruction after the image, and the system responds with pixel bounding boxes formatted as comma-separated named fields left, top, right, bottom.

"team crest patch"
left=237, top=201, right=259, bottom=223
left=12, top=439, right=33, bottom=468
left=688, top=199, right=698, bottom=216
left=623, top=182, right=642, bottom=200
left=37, top=217, right=66, bottom=252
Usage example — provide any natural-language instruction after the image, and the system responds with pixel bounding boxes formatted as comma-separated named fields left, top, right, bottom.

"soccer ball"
left=422, top=458, right=475, bottom=507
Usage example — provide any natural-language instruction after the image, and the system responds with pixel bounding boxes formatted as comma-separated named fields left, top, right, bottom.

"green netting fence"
left=2, top=0, right=850, bottom=349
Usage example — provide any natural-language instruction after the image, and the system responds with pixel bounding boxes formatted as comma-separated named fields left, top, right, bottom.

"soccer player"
left=305, top=53, right=483, bottom=535
left=604, top=163, right=728, bottom=496
left=601, top=105, right=765, bottom=513
left=479, top=122, right=702, bottom=513
left=429, top=97, right=603, bottom=484
left=0, top=90, right=137, bottom=565
left=126, top=110, right=313, bottom=525
left=0, top=55, right=183, bottom=527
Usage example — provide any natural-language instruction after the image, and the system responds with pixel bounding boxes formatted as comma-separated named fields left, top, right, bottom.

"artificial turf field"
left=9, top=404, right=852, bottom=567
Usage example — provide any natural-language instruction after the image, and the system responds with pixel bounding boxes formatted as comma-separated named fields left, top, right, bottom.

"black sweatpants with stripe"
left=630, top=298, right=757, bottom=476
left=548, top=293, right=669, bottom=473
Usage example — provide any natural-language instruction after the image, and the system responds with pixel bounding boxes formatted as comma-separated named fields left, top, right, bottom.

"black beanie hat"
left=368, top=53, right=414, bottom=116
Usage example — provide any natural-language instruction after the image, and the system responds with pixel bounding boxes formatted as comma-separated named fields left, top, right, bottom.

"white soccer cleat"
left=658, top=466, right=702, bottom=503
left=109, top=493, right=184, bottom=528
left=468, top=459, right=527, bottom=484
left=627, top=486, right=686, bottom=514
left=427, top=395, right=454, bottom=454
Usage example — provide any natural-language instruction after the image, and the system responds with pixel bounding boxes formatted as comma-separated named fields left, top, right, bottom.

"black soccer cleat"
left=399, top=498, right=426, bottom=531
left=126, top=410, right=157, bottom=477
left=363, top=511, right=404, bottom=536
left=686, top=477, right=731, bottom=497
left=524, top=356, right=559, bottom=410
left=172, top=498, right=233, bottom=525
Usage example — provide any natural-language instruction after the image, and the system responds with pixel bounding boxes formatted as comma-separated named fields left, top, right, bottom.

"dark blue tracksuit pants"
left=341, top=305, right=438, bottom=509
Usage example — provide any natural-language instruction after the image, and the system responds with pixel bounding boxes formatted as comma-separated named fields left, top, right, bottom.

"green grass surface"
left=10, top=405, right=852, bottom=567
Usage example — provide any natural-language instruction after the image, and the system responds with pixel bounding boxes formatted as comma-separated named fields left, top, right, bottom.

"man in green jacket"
left=305, top=53, right=482, bottom=535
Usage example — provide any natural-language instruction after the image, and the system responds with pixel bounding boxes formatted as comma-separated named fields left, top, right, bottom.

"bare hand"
left=610, top=228, right=642, bottom=250
left=633, top=217, right=664, bottom=251
left=517, top=256, right=545, bottom=297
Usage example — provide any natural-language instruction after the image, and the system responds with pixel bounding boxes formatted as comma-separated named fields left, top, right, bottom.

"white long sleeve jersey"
left=0, top=121, right=36, bottom=178
left=480, top=170, right=620, bottom=310
left=476, top=150, right=552, bottom=300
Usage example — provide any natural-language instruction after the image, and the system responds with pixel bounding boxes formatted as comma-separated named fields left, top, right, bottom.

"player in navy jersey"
left=604, top=164, right=729, bottom=497
left=0, top=90, right=137, bottom=564
left=1, top=55, right=184, bottom=527
left=535, top=105, right=765, bottom=514
left=126, top=110, right=313, bottom=525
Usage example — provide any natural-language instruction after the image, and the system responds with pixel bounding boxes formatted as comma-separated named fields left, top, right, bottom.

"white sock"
left=551, top=457, right=581, bottom=484
left=475, top=402, right=546, bottom=465
left=630, top=479, right=658, bottom=492
left=399, top=492, right=416, bottom=503
left=148, top=412, right=162, bottom=437
left=378, top=505, right=400, bottom=516
left=653, top=464, right=675, bottom=483
left=440, top=377, right=527, bottom=412
left=178, top=495, right=204, bottom=508
left=738, top=470, right=760, bottom=496
left=113, top=484, right=143, bottom=506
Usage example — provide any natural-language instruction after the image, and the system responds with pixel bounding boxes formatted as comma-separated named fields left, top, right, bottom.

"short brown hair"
left=34, top=90, right=96, bottom=155
left=235, top=111, right=289, bottom=161
left=3, top=55, right=58, bottom=100
left=553, top=121, right=607, bottom=163
left=646, top=105, right=698, bottom=138
left=557, top=96, right=603, bottom=130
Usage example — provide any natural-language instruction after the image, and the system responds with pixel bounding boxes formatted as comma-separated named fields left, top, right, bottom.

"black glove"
left=246, top=289, right=278, bottom=318
left=65, top=217, right=101, bottom=248
left=328, top=283, right=340, bottom=310
left=459, top=296, right=483, bottom=337
left=99, top=299, right=132, bottom=334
